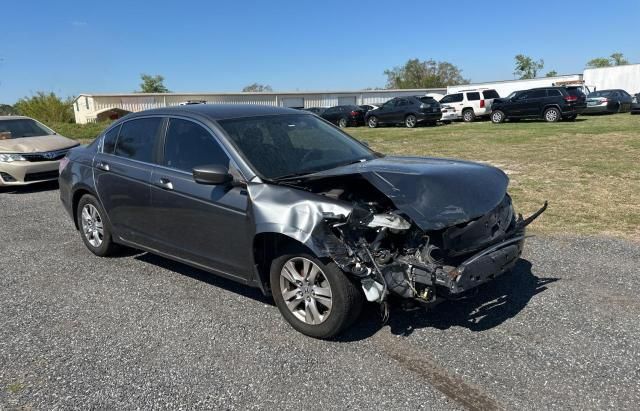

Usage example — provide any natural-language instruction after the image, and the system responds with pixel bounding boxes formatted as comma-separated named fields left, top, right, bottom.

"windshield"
left=506, top=91, right=520, bottom=99
left=0, top=119, right=54, bottom=139
left=218, top=114, right=376, bottom=180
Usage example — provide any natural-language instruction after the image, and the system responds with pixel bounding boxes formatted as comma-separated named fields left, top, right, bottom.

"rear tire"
left=270, top=251, right=363, bottom=339
left=405, top=114, right=417, bottom=128
left=338, top=117, right=348, bottom=128
left=76, top=194, right=118, bottom=257
left=491, top=110, right=505, bottom=123
left=544, top=107, right=561, bottom=122
left=367, top=116, right=378, bottom=128
left=462, top=109, right=476, bottom=122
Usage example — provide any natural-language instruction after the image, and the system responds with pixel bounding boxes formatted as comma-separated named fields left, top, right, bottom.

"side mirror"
left=192, top=164, right=233, bottom=185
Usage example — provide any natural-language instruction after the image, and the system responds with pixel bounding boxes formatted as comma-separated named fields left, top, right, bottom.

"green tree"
left=545, top=70, right=558, bottom=77
left=513, top=54, right=544, bottom=79
left=384, top=58, right=469, bottom=89
left=586, top=57, right=611, bottom=68
left=14, top=92, right=74, bottom=123
left=587, top=53, right=629, bottom=68
left=610, top=52, right=628, bottom=66
left=242, top=83, right=273, bottom=92
left=0, top=104, right=17, bottom=115
left=137, top=74, right=170, bottom=93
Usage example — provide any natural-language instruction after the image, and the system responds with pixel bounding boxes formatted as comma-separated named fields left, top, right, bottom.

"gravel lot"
left=1, top=183, right=639, bottom=410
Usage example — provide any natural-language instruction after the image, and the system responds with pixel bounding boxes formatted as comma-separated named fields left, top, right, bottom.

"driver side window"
left=163, top=118, right=229, bottom=173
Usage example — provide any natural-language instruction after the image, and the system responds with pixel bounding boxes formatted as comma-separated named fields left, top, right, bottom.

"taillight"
left=564, top=95, right=578, bottom=102
left=59, top=156, right=70, bottom=174
left=350, top=111, right=359, bottom=116
left=479, top=100, right=485, bottom=108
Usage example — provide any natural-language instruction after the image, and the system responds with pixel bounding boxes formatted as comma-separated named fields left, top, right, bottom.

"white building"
left=583, top=63, right=640, bottom=94
left=72, top=88, right=446, bottom=124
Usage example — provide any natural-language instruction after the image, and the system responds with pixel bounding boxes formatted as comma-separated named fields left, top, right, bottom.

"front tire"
left=338, top=117, right=348, bottom=128
left=76, top=194, right=118, bottom=257
left=367, top=116, right=378, bottom=128
left=491, top=110, right=505, bottom=123
left=270, top=252, right=363, bottom=339
left=405, top=114, right=417, bottom=128
left=544, top=107, right=561, bottom=122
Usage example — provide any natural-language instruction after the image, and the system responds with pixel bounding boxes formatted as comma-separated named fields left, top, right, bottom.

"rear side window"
left=163, top=119, right=229, bottom=172
left=532, top=90, right=547, bottom=98
left=482, top=90, right=500, bottom=99
left=114, top=117, right=163, bottom=163
left=466, top=92, right=480, bottom=101
left=419, top=97, right=436, bottom=105
left=547, top=89, right=562, bottom=97
left=102, top=125, right=120, bottom=154
left=397, top=99, right=409, bottom=106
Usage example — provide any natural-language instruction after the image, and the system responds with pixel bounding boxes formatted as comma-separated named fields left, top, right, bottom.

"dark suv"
left=365, top=96, right=441, bottom=128
left=59, top=105, right=545, bottom=339
left=491, top=87, right=586, bottom=123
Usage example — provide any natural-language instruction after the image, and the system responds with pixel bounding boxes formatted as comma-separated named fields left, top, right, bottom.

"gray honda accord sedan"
left=59, top=104, right=546, bottom=338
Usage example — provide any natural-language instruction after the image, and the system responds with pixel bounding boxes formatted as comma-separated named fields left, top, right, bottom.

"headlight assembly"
left=0, top=153, right=26, bottom=163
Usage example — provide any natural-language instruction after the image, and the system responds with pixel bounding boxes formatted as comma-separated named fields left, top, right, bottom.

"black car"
left=59, top=104, right=545, bottom=338
left=302, top=107, right=326, bottom=116
left=365, top=96, right=441, bottom=128
left=491, top=87, right=587, bottom=123
left=584, top=89, right=634, bottom=114
left=320, top=105, right=365, bottom=128
left=631, top=93, right=640, bottom=115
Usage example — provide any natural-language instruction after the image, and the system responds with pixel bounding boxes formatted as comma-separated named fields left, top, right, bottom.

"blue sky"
left=1, top=0, right=638, bottom=103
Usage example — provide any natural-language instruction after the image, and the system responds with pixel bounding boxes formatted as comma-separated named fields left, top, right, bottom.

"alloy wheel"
left=368, top=116, right=378, bottom=128
left=492, top=111, right=503, bottom=123
left=545, top=108, right=559, bottom=122
left=463, top=110, right=474, bottom=122
left=279, top=257, right=333, bottom=325
left=81, top=204, right=104, bottom=248
left=405, top=115, right=417, bottom=128
left=338, top=118, right=347, bottom=128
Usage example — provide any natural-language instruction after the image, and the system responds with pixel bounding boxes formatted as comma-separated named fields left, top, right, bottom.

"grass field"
left=57, top=114, right=640, bottom=240
left=350, top=114, right=640, bottom=240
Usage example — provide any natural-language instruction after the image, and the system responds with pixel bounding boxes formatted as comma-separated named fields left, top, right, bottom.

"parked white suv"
left=439, top=89, right=501, bottom=122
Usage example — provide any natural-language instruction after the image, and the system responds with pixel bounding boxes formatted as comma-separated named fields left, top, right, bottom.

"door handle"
left=156, top=177, right=173, bottom=190
left=96, top=161, right=110, bottom=171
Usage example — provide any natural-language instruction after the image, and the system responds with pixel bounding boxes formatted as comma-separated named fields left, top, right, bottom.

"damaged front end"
left=257, top=156, right=547, bottom=309
left=325, top=195, right=546, bottom=306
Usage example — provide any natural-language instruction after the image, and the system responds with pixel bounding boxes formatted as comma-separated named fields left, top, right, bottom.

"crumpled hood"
left=0, top=135, right=78, bottom=153
left=309, top=156, right=509, bottom=231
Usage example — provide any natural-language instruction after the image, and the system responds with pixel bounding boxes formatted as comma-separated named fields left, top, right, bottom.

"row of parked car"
left=305, top=87, right=640, bottom=128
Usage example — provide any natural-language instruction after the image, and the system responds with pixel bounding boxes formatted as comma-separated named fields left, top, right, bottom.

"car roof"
left=124, top=104, right=304, bottom=121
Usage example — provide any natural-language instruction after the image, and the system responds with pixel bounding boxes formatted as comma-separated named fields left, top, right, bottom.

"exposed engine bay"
left=250, top=155, right=547, bottom=310
left=277, top=172, right=545, bottom=308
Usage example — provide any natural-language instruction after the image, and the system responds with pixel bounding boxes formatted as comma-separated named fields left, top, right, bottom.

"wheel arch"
left=252, top=231, right=320, bottom=296
left=71, top=186, right=97, bottom=230
left=542, top=104, right=562, bottom=115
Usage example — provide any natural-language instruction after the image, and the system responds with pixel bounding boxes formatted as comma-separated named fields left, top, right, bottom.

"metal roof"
left=73, top=88, right=445, bottom=102
left=126, top=104, right=302, bottom=121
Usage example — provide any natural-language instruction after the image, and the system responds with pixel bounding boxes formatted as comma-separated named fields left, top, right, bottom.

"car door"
left=376, top=99, right=398, bottom=124
left=321, top=107, right=339, bottom=124
left=393, top=98, right=411, bottom=123
left=93, top=117, right=164, bottom=245
left=524, top=89, right=548, bottom=117
left=508, top=91, right=534, bottom=117
left=148, top=117, right=253, bottom=281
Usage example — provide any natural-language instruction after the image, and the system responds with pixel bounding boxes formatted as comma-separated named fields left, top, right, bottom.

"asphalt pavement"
left=1, top=182, right=639, bottom=410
